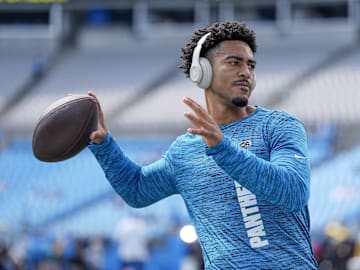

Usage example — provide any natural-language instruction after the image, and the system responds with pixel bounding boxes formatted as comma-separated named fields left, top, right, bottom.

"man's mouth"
left=233, top=80, right=250, bottom=90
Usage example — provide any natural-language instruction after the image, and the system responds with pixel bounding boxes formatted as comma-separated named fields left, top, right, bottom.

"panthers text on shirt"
left=235, top=182, right=269, bottom=248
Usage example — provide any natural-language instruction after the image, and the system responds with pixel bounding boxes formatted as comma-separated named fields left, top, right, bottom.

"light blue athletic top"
left=88, top=106, right=318, bottom=269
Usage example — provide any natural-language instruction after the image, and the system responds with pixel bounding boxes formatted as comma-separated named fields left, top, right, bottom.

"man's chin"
left=232, top=97, right=248, bottom=107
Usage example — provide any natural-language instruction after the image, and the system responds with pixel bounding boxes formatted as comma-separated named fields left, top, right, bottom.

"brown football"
left=32, top=95, right=98, bottom=162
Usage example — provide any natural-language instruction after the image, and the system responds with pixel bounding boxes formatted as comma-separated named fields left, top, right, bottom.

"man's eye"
left=248, top=63, right=256, bottom=70
left=229, top=61, right=239, bottom=66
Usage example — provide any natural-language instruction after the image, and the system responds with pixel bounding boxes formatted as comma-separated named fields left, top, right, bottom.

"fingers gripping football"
left=88, top=91, right=108, bottom=144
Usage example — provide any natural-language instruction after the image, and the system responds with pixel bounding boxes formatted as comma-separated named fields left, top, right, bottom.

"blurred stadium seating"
left=309, top=144, right=360, bottom=232
left=0, top=0, right=360, bottom=269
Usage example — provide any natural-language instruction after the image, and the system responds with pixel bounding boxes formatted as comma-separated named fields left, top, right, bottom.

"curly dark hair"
left=180, top=21, right=257, bottom=77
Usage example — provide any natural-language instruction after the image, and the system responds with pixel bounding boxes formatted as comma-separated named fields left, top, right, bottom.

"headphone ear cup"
left=197, top=57, right=212, bottom=89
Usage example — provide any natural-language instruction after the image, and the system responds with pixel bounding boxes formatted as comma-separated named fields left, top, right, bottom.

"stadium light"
left=179, top=224, right=198, bottom=244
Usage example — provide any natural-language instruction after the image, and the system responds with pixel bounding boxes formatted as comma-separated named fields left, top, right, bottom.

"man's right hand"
left=88, top=90, right=108, bottom=144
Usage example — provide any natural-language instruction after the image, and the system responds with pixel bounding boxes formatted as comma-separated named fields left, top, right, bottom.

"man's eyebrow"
left=225, top=56, right=257, bottom=65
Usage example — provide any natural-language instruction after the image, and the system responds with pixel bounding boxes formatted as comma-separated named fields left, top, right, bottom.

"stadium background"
left=0, top=0, right=360, bottom=269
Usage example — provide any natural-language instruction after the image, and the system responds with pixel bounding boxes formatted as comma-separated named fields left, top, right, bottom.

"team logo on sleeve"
left=239, top=140, right=252, bottom=149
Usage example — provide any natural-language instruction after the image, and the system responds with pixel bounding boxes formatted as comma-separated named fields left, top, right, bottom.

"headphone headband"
left=190, top=32, right=211, bottom=87
left=191, top=32, right=211, bottom=66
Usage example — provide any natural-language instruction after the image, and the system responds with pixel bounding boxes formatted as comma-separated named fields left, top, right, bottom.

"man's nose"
left=237, top=63, right=251, bottom=78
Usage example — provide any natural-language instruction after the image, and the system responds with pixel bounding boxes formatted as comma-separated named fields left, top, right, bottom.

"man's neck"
left=208, top=104, right=256, bottom=126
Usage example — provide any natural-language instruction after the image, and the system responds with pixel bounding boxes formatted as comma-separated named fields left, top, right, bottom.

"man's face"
left=208, top=40, right=256, bottom=107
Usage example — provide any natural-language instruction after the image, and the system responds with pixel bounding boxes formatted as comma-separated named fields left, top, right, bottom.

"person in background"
left=114, top=213, right=149, bottom=270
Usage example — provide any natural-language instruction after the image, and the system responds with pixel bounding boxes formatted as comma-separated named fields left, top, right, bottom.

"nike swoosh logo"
left=294, top=154, right=307, bottom=159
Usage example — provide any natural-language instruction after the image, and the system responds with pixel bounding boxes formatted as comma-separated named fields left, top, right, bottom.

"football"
left=32, top=94, right=99, bottom=162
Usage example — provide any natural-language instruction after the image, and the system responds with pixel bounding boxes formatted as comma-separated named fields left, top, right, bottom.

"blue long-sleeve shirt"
left=88, top=106, right=318, bottom=269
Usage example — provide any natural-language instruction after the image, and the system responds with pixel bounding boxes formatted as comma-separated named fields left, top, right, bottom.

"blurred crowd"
left=0, top=214, right=203, bottom=270
left=2, top=220, right=360, bottom=270
left=313, top=222, right=360, bottom=270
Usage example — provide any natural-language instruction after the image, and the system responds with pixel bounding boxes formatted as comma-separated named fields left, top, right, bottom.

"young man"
left=88, top=21, right=318, bottom=269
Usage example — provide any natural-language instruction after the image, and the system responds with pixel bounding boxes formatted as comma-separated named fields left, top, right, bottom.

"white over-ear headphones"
left=190, top=32, right=257, bottom=91
left=190, top=32, right=212, bottom=89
